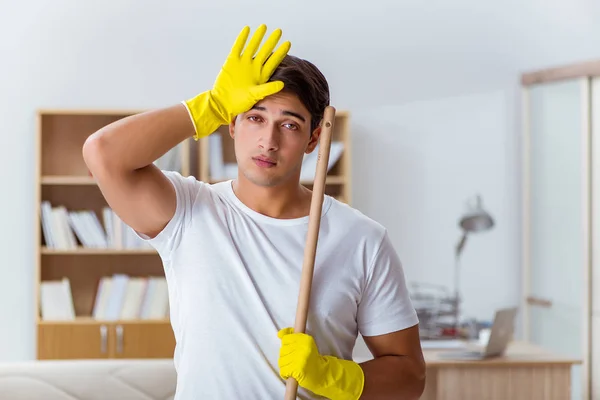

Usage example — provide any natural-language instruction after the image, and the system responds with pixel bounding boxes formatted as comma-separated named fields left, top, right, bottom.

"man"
left=83, top=24, right=425, bottom=400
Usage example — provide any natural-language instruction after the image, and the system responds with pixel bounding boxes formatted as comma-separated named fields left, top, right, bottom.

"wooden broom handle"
left=284, top=106, right=336, bottom=400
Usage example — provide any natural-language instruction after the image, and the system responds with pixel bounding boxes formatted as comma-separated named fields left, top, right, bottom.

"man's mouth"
left=253, top=156, right=277, bottom=168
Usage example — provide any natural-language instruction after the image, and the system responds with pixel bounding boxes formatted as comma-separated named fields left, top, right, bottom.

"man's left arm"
left=358, top=324, right=426, bottom=399
left=278, top=229, right=425, bottom=399
left=277, top=324, right=425, bottom=400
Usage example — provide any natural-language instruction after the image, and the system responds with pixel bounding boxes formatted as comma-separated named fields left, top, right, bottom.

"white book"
left=75, top=211, right=98, bottom=248
left=40, top=201, right=55, bottom=248
left=40, top=200, right=56, bottom=248
left=300, top=141, right=344, bottom=181
left=139, top=278, right=156, bottom=319
left=92, top=277, right=113, bottom=320
left=40, top=278, right=75, bottom=320
left=209, top=134, right=224, bottom=180
left=154, top=145, right=182, bottom=173
left=104, top=274, right=129, bottom=320
left=68, top=211, right=93, bottom=248
left=105, top=210, right=123, bottom=249
left=102, top=207, right=114, bottom=248
left=145, top=277, right=169, bottom=319
left=223, top=163, right=238, bottom=179
left=57, top=206, right=77, bottom=249
left=120, top=277, right=148, bottom=320
left=85, top=211, right=108, bottom=248
left=51, top=207, right=68, bottom=249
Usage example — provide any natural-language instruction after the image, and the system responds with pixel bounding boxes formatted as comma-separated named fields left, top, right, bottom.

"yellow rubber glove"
left=182, top=24, right=291, bottom=140
left=278, top=327, right=365, bottom=400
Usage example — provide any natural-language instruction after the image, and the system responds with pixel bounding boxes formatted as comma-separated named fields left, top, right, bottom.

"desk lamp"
left=453, top=194, right=494, bottom=334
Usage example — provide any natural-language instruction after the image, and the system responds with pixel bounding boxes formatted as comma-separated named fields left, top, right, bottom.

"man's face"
left=229, top=91, right=319, bottom=187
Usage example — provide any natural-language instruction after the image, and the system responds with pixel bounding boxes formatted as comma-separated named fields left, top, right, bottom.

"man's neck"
left=231, top=175, right=312, bottom=220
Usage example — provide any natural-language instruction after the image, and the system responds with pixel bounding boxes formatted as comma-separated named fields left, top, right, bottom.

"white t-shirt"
left=138, top=171, right=419, bottom=400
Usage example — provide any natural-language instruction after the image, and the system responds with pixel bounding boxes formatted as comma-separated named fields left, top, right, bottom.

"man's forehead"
left=251, top=101, right=308, bottom=122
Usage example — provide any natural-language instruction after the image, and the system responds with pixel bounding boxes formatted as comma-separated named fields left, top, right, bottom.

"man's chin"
left=241, top=170, right=283, bottom=188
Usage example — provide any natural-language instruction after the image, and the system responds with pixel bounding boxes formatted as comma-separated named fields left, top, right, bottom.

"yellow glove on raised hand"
left=278, top=328, right=365, bottom=400
left=183, top=24, right=291, bottom=140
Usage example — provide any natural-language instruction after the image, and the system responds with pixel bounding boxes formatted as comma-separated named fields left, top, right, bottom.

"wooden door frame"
left=521, top=59, right=600, bottom=86
left=520, top=71, right=593, bottom=399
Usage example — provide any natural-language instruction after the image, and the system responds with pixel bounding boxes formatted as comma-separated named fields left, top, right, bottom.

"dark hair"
left=268, top=54, right=330, bottom=133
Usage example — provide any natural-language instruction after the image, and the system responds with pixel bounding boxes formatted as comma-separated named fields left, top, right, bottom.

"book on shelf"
left=153, top=144, right=183, bottom=173
left=39, top=277, right=75, bottom=321
left=92, top=274, right=169, bottom=321
left=299, top=141, right=345, bottom=181
left=39, top=274, right=170, bottom=322
left=41, top=201, right=152, bottom=250
left=207, top=134, right=345, bottom=181
left=208, top=134, right=238, bottom=180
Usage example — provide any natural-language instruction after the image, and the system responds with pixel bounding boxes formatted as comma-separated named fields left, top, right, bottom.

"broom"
left=284, top=105, right=336, bottom=400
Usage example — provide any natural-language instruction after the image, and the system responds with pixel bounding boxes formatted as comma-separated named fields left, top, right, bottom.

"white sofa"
left=0, top=342, right=374, bottom=400
left=0, top=359, right=176, bottom=400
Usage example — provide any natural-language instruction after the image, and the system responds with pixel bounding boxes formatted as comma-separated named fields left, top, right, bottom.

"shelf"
left=42, top=176, right=96, bottom=185
left=38, top=317, right=170, bottom=325
left=41, top=247, right=157, bottom=255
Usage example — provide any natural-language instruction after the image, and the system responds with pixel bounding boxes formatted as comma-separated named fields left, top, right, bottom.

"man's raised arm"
left=82, top=104, right=195, bottom=239
left=82, top=24, right=290, bottom=239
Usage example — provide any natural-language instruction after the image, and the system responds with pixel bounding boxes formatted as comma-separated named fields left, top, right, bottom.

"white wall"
left=350, top=88, right=519, bottom=360
left=352, top=88, right=520, bottom=321
left=1, top=0, right=600, bottom=361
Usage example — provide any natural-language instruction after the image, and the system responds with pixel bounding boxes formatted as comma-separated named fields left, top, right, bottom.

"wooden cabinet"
left=37, top=321, right=175, bottom=359
left=38, top=322, right=111, bottom=359
left=113, top=322, right=176, bottom=359
left=34, top=108, right=351, bottom=360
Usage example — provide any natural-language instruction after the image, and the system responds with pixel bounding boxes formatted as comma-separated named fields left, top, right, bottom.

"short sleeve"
left=135, top=170, right=203, bottom=262
left=357, top=230, right=419, bottom=337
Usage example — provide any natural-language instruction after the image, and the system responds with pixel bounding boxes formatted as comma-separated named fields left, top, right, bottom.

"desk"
left=421, top=341, right=581, bottom=400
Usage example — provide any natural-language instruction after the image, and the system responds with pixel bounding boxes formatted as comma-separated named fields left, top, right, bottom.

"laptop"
left=437, top=307, right=518, bottom=360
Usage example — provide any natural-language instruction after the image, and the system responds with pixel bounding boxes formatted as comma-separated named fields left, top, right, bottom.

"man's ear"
left=305, top=124, right=322, bottom=154
left=228, top=118, right=237, bottom=139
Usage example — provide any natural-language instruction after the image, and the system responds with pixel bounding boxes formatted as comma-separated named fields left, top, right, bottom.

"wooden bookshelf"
left=34, top=108, right=352, bottom=360
left=34, top=109, right=185, bottom=360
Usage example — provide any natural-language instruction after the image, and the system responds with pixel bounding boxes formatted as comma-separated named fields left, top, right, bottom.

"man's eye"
left=284, top=123, right=298, bottom=130
left=248, top=115, right=262, bottom=122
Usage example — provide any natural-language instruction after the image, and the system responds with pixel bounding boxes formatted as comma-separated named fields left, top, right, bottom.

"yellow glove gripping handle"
left=316, top=356, right=365, bottom=400
left=278, top=328, right=365, bottom=400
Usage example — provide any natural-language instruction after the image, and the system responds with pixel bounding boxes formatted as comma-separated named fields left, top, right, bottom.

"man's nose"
left=259, top=124, right=279, bottom=151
